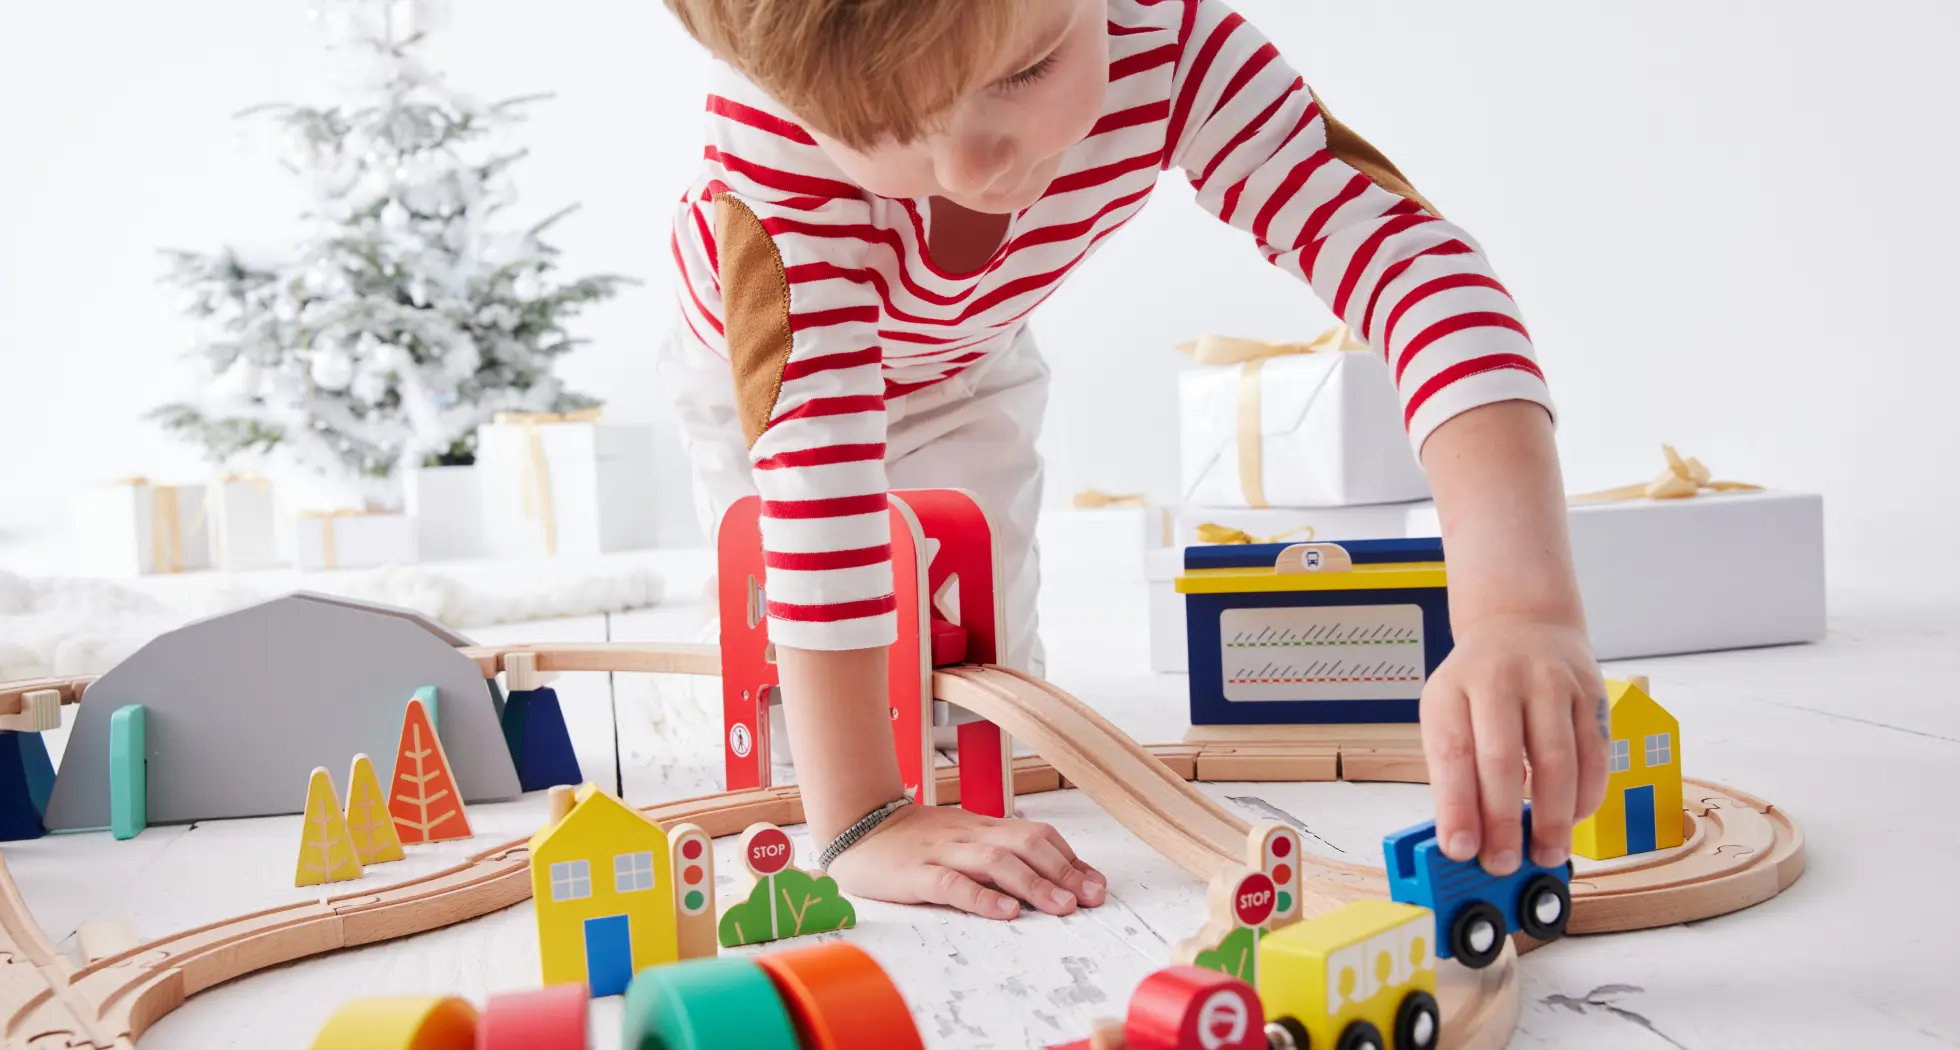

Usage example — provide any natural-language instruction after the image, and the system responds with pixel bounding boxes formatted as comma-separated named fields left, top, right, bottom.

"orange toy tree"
left=387, top=697, right=473, bottom=844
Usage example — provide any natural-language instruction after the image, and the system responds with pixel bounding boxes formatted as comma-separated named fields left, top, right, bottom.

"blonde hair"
left=665, top=0, right=1036, bottom=148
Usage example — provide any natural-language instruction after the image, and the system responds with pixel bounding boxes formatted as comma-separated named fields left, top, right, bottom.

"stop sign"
left=745, top=825, right=794, bottom=877
left=1231, top=872, right=1277, bottom=929
left=1124, top=966, right=1266, bottom=1050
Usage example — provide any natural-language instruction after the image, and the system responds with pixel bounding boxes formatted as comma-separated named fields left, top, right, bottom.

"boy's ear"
left=713, top=193, right=795, bottom=449
left=1310, top=89, right=1443, bottom=220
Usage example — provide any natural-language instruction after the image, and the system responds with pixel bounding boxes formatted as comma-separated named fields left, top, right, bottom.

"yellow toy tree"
left=296, top=767, right=365, bottom=887
left=345, top=754, right=405, bottom=866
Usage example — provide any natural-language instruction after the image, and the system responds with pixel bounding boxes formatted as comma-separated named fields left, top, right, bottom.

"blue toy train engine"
left=1383, top=804, right=1573, bottom=969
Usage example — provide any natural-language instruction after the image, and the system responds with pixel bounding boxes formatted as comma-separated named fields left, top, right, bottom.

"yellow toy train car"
left=1255, top=900, right=1439, bottom=1050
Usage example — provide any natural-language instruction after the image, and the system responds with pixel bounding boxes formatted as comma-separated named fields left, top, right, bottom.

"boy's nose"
left=936, top=134, right=1017, bottom=197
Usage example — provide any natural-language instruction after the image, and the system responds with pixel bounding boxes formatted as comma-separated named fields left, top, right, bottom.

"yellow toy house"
left=530, top=784, right=678, bottom=997
left=1573, top=677, right=1683, bottom=860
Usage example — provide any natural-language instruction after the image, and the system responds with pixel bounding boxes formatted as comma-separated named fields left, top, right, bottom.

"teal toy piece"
left=110, top=704, right=148, bottom=840
left=622, top=957, right=801, bottom=1050
left=416, top=685, right=440, bottom=733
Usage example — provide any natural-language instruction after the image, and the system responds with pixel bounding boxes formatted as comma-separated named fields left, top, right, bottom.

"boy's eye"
left=999, top=50, right=1060, bottom=91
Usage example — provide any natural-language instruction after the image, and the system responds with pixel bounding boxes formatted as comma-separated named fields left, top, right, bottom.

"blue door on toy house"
left=584, top=914, right=633, bottom=997
left=1624, top=784, right=1657, bottom=855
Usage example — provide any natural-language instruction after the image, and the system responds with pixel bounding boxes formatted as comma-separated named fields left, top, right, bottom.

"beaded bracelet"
left=816, top=798, right=911, bottom=871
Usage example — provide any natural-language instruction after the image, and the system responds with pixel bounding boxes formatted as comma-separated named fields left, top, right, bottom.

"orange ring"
left=752, top=942, right=924, bottom=1050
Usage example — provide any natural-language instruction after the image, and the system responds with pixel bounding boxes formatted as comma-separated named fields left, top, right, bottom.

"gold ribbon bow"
left=1569, top=445, right=1764, bottom=503
left=1071, top=489, right=1147, bottom=509
left=298, top=508, right=367, bottom=570
left=492, top=408, right=603, bottom=557
left=1177, top=325, right=1368, bottom=508
left=115, top=476, right=190, bottom=574
left=1193, top=523, right=1318, bottom=545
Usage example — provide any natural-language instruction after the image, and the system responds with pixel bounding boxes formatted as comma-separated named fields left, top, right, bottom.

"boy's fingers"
left=1420, top=684, right=1483, bottom=861
left=919, top=865, right=1021, bottom=920
left=1074, top=861, right=1108, bottom=905
left=1522, top=691, right=1577, bottom=868
left=949, top=843, right=1078, bottom=916
left=1573, top=693, right=1610, bottom=821
left=985, top=824, right=1076, bottom=889
left=1033, top=824, right=1108, bottom=905
left=1469, top=687, right=1526, bottom=876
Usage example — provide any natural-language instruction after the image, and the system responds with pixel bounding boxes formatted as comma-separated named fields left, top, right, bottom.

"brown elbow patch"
left=1312, top=89, right=1444, bottom=219
left=714, top=193, right=795, bottom=448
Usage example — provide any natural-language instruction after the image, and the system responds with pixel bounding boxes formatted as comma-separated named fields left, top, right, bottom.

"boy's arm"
left=1162, top=2, right=1606, bottom=869
left=1419, top=401, right=1608, bottom=872
left=698, top=82, right=1104, bottom=917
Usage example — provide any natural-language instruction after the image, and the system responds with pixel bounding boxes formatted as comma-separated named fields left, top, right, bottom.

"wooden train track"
left=0, top=646, right=1804, bottom=1049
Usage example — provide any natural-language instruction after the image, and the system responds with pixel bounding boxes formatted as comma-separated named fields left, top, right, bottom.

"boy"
left=658, top=0, right=1608, bottom=921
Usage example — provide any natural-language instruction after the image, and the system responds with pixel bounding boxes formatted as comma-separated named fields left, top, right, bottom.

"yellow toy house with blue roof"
left=1573, top=676, right=1683, bottom=860
left=530, top=784, right=678, bottom=997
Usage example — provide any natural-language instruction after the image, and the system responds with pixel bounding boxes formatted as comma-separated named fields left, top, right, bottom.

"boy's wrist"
left=816, top=797, right=911, bottom=871
left=774, top=644, right=910, bottom=841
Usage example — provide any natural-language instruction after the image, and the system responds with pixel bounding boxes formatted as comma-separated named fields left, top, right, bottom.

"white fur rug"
left=0, top=559, right=666, bottom=682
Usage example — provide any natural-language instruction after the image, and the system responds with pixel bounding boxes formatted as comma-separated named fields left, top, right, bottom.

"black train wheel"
left=1448, top=900, right=1507, bottom=969
left=1265, top=1016, right=1312, bottom=1049
left=1335, top=1019, right=1385, bottom=1050
left=1394, top=990, right=1441, bottom=1050
left=1516, top=873, right=1572, bottom=941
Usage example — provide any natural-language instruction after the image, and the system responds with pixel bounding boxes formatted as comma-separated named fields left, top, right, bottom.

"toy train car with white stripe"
left=1177, top=539, right=1451, bottom=726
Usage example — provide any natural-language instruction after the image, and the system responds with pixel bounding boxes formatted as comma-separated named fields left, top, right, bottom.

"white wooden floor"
left=8, top=556, right=1959, bottom=1049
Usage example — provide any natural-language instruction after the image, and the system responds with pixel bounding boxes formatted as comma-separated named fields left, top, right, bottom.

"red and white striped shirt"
left=672, top=0, right=1552, bottom=652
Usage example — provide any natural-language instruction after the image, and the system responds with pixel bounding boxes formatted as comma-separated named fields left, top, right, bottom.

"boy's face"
left=813, top=0, right=1110, bottom=214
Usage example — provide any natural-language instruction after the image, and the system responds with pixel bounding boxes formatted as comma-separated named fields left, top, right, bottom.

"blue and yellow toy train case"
left=1177, top=538, right=1450, bottom=725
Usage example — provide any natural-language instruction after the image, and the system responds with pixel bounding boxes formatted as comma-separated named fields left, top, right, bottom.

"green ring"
left=624, top=958, right=800, bottom=1050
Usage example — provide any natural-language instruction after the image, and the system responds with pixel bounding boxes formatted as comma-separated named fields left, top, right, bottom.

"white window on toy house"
left=550, top=860, right=592, bottom=902
left=615, top=851, right=656, bottom=893
left=1609, top=739, right=1630, bottom=774
left=1644, top=733, right=1672, bottom=768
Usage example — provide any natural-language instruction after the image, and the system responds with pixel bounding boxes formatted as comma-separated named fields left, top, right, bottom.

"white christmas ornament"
left=212, top=359, right=264, bottom=401
left=309, top=346, right=355, bottom=391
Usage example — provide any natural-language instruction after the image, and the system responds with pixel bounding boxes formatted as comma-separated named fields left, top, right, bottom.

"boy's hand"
left=1420, top=614, right=1608, bottom=875
left=826, top=803, right=1107, bottom=920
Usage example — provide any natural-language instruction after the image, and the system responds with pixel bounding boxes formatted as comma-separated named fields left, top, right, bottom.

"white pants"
left=657, top=325, right=1050, bottom=679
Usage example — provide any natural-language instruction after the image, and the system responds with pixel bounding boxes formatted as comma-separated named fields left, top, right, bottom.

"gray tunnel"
left=43, top=593, right=521, bottom=830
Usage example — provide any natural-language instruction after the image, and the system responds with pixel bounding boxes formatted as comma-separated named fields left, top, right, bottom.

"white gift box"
left=1146, top=547, right=1189, bottom=673
left=1146, top=501, right=1436, bottom=674
left=478, top=417, right=659, bottom=558
left=1179, top=349, right=1429, bottom=509
left=1037, top=504, right=1173, bottom=581
left=71, top=480, right=211, bottom=577
left=293, top=511, right=417, bottom=571
left=1406, top=490, right=1826, bottom=660
left=1173, top=502, right=1430, bottom=548
left=404, top=464, right=485, bottom=563
left=204, top=476, right=280, bottom=571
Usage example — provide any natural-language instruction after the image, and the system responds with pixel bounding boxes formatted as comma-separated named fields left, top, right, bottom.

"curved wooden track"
left=0, top=646, right=1804, bottom=1049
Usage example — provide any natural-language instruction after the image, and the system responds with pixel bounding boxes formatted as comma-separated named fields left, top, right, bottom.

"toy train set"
left=0, top=490, right=1806, bottom=1049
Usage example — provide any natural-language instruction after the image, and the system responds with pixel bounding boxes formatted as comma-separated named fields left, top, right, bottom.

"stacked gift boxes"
left=477, top=410, right=659, bottom=559
left=1150, top=329, right=1827, bottom=676
left=72, top=476, right=286, bottom=576
left=1151, top=328, right=1436, bottom=673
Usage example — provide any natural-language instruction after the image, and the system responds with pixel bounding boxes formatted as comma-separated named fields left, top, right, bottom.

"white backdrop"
left=2, top=1, right=1955, bottom=582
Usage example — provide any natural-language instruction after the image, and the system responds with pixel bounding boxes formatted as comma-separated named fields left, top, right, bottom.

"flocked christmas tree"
left=152, top=0, right=627, bottom=505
